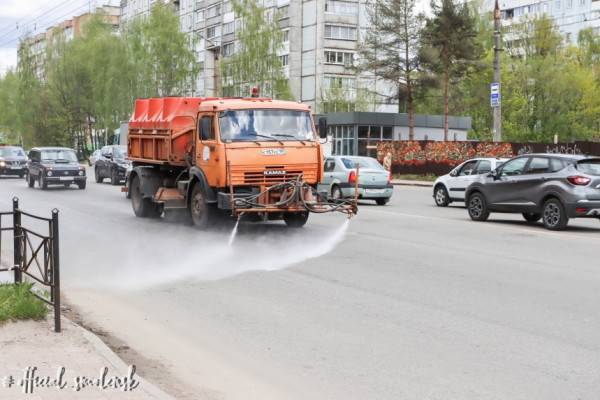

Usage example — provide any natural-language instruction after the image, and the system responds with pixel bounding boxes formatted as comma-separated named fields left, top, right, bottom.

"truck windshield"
left=219, top=109, right=315, bottom=142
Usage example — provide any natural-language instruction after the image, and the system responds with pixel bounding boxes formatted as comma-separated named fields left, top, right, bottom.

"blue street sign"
left=490, top=82, right=500, bottom=107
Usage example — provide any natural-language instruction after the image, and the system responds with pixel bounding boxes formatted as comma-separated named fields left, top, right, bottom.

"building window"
left=331, top=125, right=356, bottom=156
left=222, top=42, right=234, bottom=56
left=279, top=54, right=289, bottom=66
left=555, top=0, right=561, bottom=9
left=567, top=0, right=573, bottom=8
left=324, top=50, right=354, bottom=66
left=206, top=4, right=221, bottom=18
left=223, top=21, right=235, bottom=35
left=323, top=75, right=355, bottom=90
left=278, top=5, right=289, bottom=18
left=223, top=1, right=233, bottom=13
left=325, top=1, right=358, bottom=15
left=206, top=25, right=219, bottom=39
left=282, top=29, right=289, bottom=43
left=324, top=25, right=357, bottom=40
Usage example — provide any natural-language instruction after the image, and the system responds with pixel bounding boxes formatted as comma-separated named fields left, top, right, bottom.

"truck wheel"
left=131, top=175, right=155, bottom=218
left=190, top=183, right=215, bottom=229
left=283, top=212, right=309, bottom=228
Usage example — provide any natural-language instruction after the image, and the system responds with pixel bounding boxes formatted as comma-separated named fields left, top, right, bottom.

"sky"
left=0, top=0, right=119, bottom=76
left=0, top=0, right=432, bottom=77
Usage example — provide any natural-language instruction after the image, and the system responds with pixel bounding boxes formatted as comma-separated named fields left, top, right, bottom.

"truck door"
left=197, top=114, right=221, bottom=187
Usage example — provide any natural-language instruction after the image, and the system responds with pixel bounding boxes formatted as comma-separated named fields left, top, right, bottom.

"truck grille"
left=230, top=165, right=318, bottom=186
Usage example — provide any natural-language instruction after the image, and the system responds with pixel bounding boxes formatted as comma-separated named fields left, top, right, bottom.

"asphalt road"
left=1, top=171, right=600, bottom=400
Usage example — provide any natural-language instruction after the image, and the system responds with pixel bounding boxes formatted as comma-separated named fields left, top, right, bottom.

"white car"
left=433, top=157, right=508, bottom=207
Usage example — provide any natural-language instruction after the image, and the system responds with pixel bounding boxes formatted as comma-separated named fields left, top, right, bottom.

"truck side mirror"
left=318, top=117, right=327, bottom=139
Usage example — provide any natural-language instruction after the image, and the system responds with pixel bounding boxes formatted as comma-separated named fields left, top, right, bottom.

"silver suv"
left=465, top=154, right=600, bottom=230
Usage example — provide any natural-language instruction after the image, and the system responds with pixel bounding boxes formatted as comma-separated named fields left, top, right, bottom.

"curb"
left=68, top=317, right=176, bottom=400
left=391, top=180, right=433, bottom=188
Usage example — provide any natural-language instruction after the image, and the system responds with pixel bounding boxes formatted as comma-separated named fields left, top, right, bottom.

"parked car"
left=465, top=154, right=600, bottom=230
left=318, top=156, right=393, bottom=206
left=89, top=149, right=102, bottom=166
left=0, top=145, right=28, bottom=178
left=94, top=145, right=131, bottom=185
left=433, top=157, right=508, bottom=206
left=26, top=147, right=86, bottom=189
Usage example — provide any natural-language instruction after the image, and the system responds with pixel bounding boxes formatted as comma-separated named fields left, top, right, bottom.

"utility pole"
left=492, top=0, right=502, bottom=142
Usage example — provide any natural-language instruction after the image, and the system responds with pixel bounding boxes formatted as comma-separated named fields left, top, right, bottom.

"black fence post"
left=12, top=197, right=21, bottom=283
left=51, top=209, right=61, bottom=333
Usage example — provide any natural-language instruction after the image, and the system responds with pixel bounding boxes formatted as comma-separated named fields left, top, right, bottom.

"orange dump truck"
left=125, top=96, right=356, bottom=229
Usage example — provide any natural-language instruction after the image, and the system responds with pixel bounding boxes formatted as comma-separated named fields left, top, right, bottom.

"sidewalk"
left=0, top=317, right=174, bottom=400
left=391, top=179, right=433, bottom=187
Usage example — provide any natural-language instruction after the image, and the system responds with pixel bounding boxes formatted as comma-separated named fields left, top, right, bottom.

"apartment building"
left=19, top=5, right=120, bottom=80
left=121, top=0, right=396, bottom=112
left=483, top=0, right=600, bottom=45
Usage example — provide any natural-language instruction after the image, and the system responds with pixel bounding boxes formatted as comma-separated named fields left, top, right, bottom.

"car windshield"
left=113, top=146, right=127, bottom=159
left=0, top=147, right=25, bottom=157
left=40, top=149, right=78, bottom=163
left=341, top=157, right=385, bottom=170
left=219, top=109, right=315, bottom=142
left=577, top=159, right=600, bottom=176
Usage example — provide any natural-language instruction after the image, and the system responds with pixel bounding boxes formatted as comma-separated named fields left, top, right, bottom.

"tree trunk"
left=443, top=70, right=449, bottom=141
left=406, top=72, right=414, bottom=141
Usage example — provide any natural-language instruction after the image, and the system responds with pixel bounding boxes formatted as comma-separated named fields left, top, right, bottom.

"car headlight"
left=47, top=170, right=53, bottom=176
left=0, top=161, right=5, bottom=167
left=78, top=170, right=84, bottom=176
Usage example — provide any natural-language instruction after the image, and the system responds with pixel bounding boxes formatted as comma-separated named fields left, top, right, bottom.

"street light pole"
left=492, top=0, right=502, bottom=142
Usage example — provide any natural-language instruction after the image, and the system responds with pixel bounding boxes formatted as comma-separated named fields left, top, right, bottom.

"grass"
left=392, top=174, right=438, bottom=182
left=0, top=283, right=48, bottom=323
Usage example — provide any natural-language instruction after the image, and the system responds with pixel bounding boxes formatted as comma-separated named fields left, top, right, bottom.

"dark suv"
left=26, top=147, right=87, bottom=190
left=94, top=145, right=131, bottom=185
left=466, top=154, right=600, bottom=230
left=0, top=146, right=27, bottom=177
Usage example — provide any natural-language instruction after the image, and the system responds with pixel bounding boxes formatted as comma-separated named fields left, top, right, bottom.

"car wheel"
left=77, top=181, right=86, bottom=190
left=95, top=167, right=103, bottom=183
left=283, top=212, right=309, bottom=228
left=39, top=174, right=48, bottom=190
left=542, top=198, right=569, bottom=230
left=190, top=183, right=216, bottom=229
left=27, top=174, right=35, bottom=188
left=375, top=198, right=389, bottom=206
left=434, top=185, right=450, bottom=207
left=110, top=169, right=119, bottom=185
left=331, top=185, right=343, bottom=201
left=522, top=212, right=541, bottom=223
left=467, top=192, right=489, bottom=221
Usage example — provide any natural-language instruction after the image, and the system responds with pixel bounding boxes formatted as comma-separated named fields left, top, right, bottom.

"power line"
left=0, top=3, right=92, bottom=49
left=0, top=0, right=82, bottom=39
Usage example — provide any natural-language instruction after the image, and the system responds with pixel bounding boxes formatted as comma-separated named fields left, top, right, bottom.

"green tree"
left=124, top=3, right=198, bottom=97
left=0, top=70, right=21, bottom=143
left=420, top=0, right=482, bottom=140
left=358, top=0, right=426, bottom=138
left=220, top=0, right=291, bottom=99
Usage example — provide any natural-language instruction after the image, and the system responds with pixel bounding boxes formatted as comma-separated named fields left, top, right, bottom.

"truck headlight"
left=78, top=170, right=84, bottom=176
left=47, top=170, right=53, bottom=176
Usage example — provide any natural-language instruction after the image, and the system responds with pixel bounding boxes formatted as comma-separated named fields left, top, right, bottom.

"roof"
left=30, top=147, right=75, bottom=151
left=324, top=112, right=472, bottom=130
